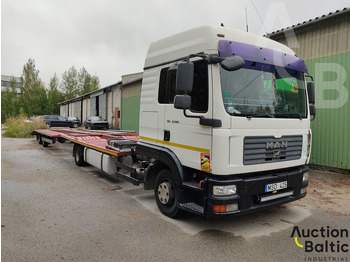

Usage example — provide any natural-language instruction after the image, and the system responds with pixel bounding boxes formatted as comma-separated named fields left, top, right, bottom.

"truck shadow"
left=132, top=192, right=311, bottom=238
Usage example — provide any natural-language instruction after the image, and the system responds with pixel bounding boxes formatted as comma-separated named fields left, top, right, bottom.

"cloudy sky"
left=1, top=0, right=349, bottom=87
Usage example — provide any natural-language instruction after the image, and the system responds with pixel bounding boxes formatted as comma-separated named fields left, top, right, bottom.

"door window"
left=158, top=60, right=208, bottom=113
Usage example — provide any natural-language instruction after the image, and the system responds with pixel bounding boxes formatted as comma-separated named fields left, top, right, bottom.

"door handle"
left=164, top=130, right=170, bottom=142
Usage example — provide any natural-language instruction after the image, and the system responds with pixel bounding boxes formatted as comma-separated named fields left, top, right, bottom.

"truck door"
left=160, top=60, right=213, bottom=172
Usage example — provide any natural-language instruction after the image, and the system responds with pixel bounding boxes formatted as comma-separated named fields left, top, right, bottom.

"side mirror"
left=176, top=62, right=194, bottom=93
left=174, top=95, right=191, bottom=110
left=307, top=81, right=315, bottom=104
left=309, top=105, right=316, bottom=121
left=220, top=55, right=245, bottom=71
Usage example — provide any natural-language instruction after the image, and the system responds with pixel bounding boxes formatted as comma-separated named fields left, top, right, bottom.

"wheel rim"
left=157, top=181, right=174, bottom=205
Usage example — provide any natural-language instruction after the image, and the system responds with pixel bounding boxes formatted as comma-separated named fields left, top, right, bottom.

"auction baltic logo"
left=291, top=226, right=349, bottom=261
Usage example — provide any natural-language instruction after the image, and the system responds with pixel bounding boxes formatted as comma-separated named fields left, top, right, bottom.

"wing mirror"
left=176, top=62, right=194, bottom=93
left=307, top=81, right=315, bottom=104
left=307, top=81, right=316, bottom=120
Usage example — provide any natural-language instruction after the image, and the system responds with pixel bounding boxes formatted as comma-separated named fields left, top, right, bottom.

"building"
left=1, top=75, right=22, bottom=95
left=268, top=8, right=350, bottom=170
left=60, top=72, right=142, bottom=131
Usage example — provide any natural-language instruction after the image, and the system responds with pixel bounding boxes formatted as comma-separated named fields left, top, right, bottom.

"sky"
left=1, top=0, right=349, bottom=88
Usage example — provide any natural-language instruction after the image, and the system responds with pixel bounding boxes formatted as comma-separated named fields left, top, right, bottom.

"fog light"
left=213, top=204, right=238, bottom=213
left=302, top=172, right=309, bottom=182
left=213, top=185, right=237, bottom=196
left=300, top=187, right=307, bottom=194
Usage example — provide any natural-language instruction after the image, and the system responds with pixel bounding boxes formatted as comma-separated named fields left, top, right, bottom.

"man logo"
left=266, top=141, right=288, bottom=149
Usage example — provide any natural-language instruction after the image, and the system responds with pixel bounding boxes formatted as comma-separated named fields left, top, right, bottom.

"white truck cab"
left=137, top=25, right=315, bottom=217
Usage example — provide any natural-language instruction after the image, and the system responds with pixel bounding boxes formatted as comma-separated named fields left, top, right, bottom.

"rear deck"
left=32, top=129, right=139, bottom=156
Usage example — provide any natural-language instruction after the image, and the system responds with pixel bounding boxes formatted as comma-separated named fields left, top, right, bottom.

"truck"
left=32, top=25, right=316, bottom=218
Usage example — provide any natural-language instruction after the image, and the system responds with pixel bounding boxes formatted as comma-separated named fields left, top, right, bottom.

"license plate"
left=265, top=181, right=287, bottom=192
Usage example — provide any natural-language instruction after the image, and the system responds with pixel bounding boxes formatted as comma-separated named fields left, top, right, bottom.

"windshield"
left=220, top=63, right=307, bottom=118
left=91, top=116, right=104, bottom=121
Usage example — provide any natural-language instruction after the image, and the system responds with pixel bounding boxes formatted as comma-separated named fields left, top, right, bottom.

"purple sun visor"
left=218, top=40, right=308, bottom=73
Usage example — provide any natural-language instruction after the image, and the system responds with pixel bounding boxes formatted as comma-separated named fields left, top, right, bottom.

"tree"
left=61, top=66, right=78, bottom=100
left=1, top=78, right=20, bottom=120
left=20, top=59, right=47, bottom=116
left=77, top=67, right=100, bottom=96
left=61, top=66, right=100, bottom=99
left=47, top=73, right=64, bottom=115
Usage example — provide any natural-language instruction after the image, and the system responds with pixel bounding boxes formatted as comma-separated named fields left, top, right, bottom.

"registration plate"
left=265, top=181, right=287, bottom=192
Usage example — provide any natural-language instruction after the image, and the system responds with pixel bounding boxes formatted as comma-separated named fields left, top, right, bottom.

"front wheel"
left=154, top=169, right=181, bottom=218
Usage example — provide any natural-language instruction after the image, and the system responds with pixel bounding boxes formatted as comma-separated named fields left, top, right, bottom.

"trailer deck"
left=32, top=129, right=139, bottom=156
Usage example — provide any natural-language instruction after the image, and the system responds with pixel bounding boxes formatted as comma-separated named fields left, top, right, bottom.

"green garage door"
left=121, top=95, right=140, bottom=131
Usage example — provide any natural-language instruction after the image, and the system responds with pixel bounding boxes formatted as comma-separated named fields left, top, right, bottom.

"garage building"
left=268, top=8, right=350, bottom=170
left=60, top=72, right=142, bottom=131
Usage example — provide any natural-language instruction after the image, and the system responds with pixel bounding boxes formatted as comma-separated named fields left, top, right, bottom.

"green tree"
left=20, top=58, right=47, bottom=116
left=1, top=78, right=20, bottom=120
left=61, top=66, right=100, bottom=99
left=47, top=73, right=64, bottom=114
left=77, top=67, right=100, bottom=95
left=61, top=66, right=78, bottom=100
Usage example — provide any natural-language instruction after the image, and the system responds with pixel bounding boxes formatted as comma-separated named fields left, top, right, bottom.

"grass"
left=2, top=115, right=47, bottom=138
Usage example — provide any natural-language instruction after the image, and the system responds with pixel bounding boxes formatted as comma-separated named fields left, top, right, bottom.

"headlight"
left=213, top=185, right=237, bottom=196
left=302, top=172, right=309, bottom=182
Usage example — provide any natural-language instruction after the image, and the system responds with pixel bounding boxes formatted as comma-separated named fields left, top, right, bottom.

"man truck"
left=33, top=25, right=316, bottom=218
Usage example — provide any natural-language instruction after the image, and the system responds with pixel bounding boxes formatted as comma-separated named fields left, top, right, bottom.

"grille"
left=244, top=136, right=303, bottom=165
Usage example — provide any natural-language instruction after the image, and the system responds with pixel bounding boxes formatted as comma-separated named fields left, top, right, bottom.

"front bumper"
left=181, top=165, right=309, bottom=218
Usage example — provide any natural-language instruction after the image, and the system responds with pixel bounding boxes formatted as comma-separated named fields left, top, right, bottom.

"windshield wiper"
left=275, top=112, right=303, bottom=119
left=245, top=113, right=274, bottom=118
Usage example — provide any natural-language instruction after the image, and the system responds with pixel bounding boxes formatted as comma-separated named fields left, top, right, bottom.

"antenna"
left=245, top=7, right=248, bottom=32
left=251, top=0, right=268, bottom=35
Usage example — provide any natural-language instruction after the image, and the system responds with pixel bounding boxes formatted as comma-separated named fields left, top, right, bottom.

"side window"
left=158, top=60, right=208, bottom=113
left=158, top=67, right=176, bottom=104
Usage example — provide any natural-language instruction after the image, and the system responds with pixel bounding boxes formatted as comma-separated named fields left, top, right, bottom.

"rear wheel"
left=37, top=134, right=43, bottom=144
left=73, top=144, right=86, bottom=166
left=154, top=169, right=181, bottom=218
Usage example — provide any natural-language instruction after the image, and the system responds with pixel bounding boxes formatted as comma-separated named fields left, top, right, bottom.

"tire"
left=73, top=123, right=78, bottom=128
left=37, top=134, right=43, bottom=144
left=43, top=141, right=49, bottom=147
left=154, top=169, right=181, bottom=218
left=73, top=144, right=86, bottom=166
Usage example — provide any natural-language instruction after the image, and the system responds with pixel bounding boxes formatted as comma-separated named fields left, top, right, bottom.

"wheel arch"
left=137, top=143, right=184, bottom=190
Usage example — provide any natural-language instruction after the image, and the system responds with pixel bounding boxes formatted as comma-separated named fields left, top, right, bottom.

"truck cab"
left=138, top=26, right=315, bottom=217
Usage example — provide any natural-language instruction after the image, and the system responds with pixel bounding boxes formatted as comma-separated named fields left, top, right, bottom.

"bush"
left=3, top=115, right=47, bottom=138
